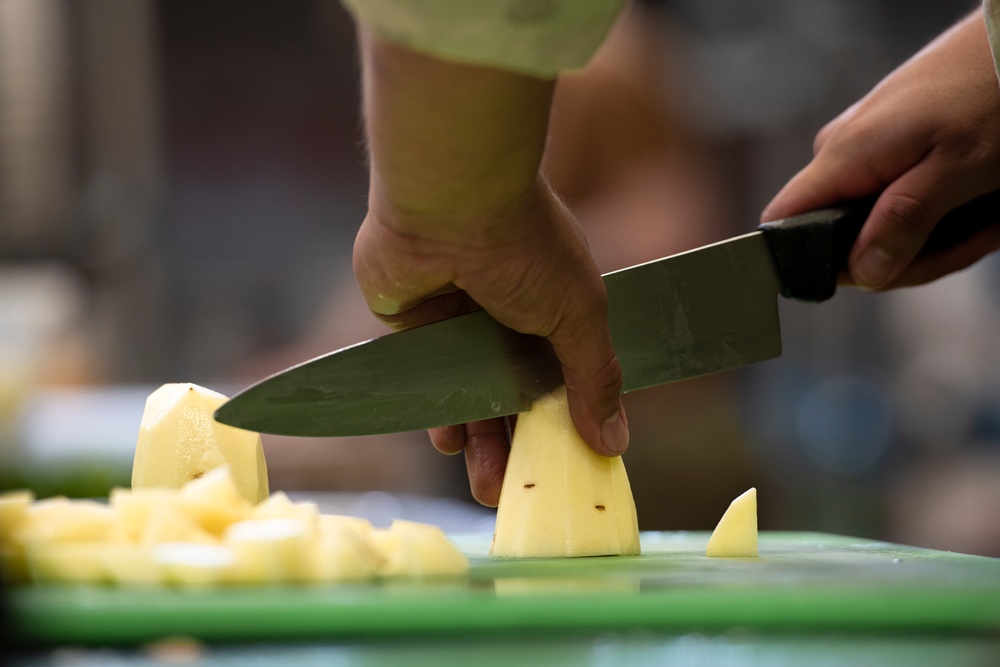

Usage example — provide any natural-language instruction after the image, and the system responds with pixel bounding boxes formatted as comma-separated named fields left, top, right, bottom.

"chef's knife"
left=215, top=193, right=999, bottom=436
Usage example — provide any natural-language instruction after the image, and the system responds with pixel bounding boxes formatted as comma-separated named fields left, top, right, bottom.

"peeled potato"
left=132, top=383, right=268, bottom=503
left=492, top=387, right=640, bottom=558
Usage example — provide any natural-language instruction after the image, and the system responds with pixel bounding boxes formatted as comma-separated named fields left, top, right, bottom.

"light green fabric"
left=986, top=0, right=1000, bottom=79
left=340, top=0, right=625, bottom=79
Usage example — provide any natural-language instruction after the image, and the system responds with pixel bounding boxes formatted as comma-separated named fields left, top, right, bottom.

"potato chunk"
left=131, top=383, right=268, bottom=503
left=706, top=487, right=758, bottom=558
left=491, top=387, right=640, bottom=558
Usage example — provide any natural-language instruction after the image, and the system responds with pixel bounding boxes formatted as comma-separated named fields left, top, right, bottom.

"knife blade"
left=215, top=192, right=999, bottom=437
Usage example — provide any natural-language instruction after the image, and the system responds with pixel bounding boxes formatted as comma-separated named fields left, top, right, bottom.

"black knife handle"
left=757, top=190, right=1000, bottom=302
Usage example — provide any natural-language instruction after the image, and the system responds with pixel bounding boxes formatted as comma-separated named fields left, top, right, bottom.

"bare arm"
left=353, top=30, right=628, bottom=505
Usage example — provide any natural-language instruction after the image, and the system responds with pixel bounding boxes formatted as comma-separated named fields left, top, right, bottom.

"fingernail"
left=601, top=407, right=629, bottom=455
left=854, top=245, right=895, bottom=288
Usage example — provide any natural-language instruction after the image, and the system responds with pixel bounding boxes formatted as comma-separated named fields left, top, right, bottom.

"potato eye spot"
left=523, top=483, right=535, bottom=489
left=595, top=505, right=606, bottom=511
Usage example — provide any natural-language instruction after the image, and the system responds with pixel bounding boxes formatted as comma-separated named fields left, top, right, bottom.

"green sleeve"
left=986, top=0, right=1000, bottom=80
left=340, top=0, right=626, bottom=79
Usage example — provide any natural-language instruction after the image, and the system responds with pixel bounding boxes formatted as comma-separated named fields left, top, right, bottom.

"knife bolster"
left=758, top=201, right=871, bottom=302
left=759, top=190, right=1000, bottom=302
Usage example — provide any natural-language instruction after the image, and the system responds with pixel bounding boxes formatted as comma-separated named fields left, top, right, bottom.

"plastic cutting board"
left=10, top=532, right=1000, bottom=645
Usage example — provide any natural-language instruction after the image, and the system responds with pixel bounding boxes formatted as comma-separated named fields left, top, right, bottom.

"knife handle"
left=757, top=189, right=1000, bottom=302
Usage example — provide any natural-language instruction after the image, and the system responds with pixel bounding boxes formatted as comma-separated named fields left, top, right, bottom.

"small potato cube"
left=102, top=545, right=161, bottom=586
left=224, top=518, right=314, bottom=584
left=372, top=520, right=469, bottom=577
left=252, top=492, right=319, bottom=537
left=176, top=466, right=252, bottom=535
left=0, top=490, right=34, bottom=545
left=140, top=504, right=218, bottom=547
left=155, top=543, right=234, bottom=587
left=0, top=491, right=36, bottom=582
left=25, top=542, right=110, bottom=584
left=110, top=487, right=179, bottom=543
left=318, top=514, right=374, bottom=538
left=14, top=500, right=118, bottom=546
left=311, top=522, right=381, bottom=583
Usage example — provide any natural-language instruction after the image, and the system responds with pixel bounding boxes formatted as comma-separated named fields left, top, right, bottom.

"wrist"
left=361, top=28, right=556, bottom=244
left=369, top=175, right=554, bottom=248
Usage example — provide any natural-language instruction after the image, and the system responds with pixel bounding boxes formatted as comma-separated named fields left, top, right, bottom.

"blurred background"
left=1, top=0, right=998, bottom=554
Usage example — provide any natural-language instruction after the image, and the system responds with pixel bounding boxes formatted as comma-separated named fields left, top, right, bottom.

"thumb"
left=547, top=288, right=628, bottom=458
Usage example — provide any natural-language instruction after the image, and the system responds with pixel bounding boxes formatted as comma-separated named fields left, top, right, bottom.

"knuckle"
left=467, top=459, right=503, bottom=507
left=814, top=118, right=841, bottom=154
left=930, top=129, right=1000, bottom=181
left=821, top=117, right=870, bottom=154
left=879, top=193, right=936, bottom=237
left=594, top=354, right=624, bottom=396
left=937, top=127, right=993, bottom=161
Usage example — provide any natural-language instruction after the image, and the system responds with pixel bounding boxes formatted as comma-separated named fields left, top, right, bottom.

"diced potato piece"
left=224, top=519, right=314, bottom=584
left=0, top=490, right=34, bottom=544
left=140, top=504, right=217, bottom=547
left=491, top=387, right=640, bottom=558
left=102, top=545, right=161, bottom=586
left=252, top=492, right=319, bottom=538
left=25, top=542, right=110, bottom=584
left=370, top=530, right=403, bottom=574
left=0, top=491, right=35, bottom=580
left=110, top=487, right=179, bottom=543
left=372, top=520, right=469, bottom=577
left=176, top=466, right=253, bottom=535
left=319, top=514, right=374, bottom=538
left=132, top=383, right=268, bottom=503
left=26, top=541, right=161, bottom=585
left=13, top=500, right=120, bottom=585
left=2, top=470, right=470, bottom=586
left=155, top=543, right=234, bottom=587
left=706, top=487, right=758, bottom=558
left=311, top=514, right=382, bottom=582
left=311, top=522, right=381, bottom=583
left=14, top=500, right=118, bottom=546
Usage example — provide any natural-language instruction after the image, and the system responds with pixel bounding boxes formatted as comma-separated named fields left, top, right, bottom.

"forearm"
left=361, top=28, right=556, bottom=244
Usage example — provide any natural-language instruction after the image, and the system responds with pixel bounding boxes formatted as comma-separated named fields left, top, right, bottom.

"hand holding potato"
left=353, top=32, right=628, bottom=506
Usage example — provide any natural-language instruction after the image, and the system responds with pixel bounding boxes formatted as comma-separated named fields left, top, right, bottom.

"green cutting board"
left=9, top=532, right=1000, bottom=645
